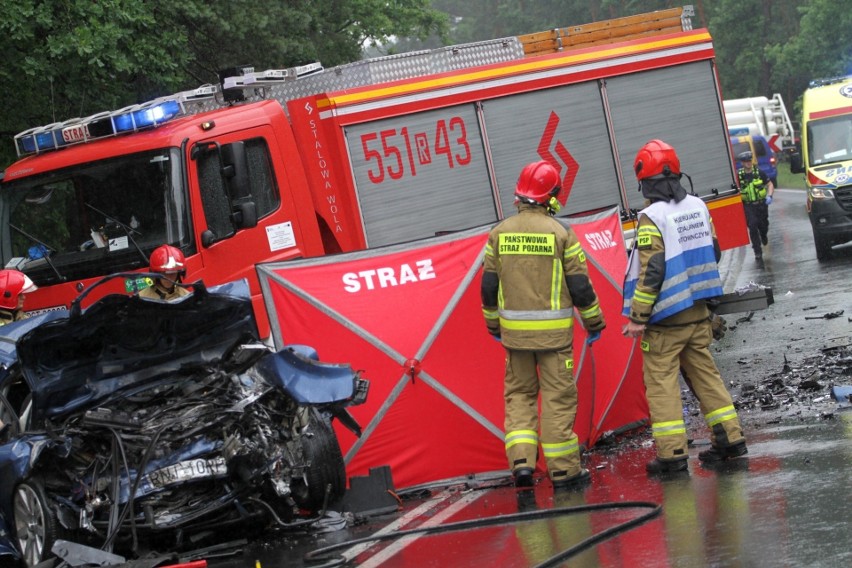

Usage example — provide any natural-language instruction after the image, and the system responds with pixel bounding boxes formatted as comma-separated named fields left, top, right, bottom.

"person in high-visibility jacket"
left=622, top=140, right=747, bottom=474
left=737, top=151, right=774, bottom=269
left=481, top=161, right=605, bottom=489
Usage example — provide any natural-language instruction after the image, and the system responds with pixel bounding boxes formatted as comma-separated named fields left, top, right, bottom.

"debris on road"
left=731, top=340, right=852, bottom=421
left=737, top=311, right=755, bottom=324
left=804, top=310, right=845, bottom=320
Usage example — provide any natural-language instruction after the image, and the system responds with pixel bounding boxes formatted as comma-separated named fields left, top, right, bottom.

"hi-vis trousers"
left=643, top=318, right=745, bottom=460
left=503, top=345, right=582, bottom=478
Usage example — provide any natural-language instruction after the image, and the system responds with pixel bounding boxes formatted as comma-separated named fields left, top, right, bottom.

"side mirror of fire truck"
left=221, top=142, right=257, bottom=229
left=790, top=141, right=804, bottom=174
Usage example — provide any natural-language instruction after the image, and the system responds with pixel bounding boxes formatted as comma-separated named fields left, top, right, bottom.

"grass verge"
left=775, top=162, right=806, bottom=190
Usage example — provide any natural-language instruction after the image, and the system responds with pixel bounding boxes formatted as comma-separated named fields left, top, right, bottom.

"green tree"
left=767, top=0, right=852, bottom=113
left=0, top=1, right=190, bottom=139
left=0, top=0, right=447, bottom=167
left=172, top=0, right=447, bottom=82
left=706, top=0, right=804, bottom=104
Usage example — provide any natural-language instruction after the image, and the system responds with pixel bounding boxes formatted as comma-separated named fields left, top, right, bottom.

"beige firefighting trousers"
left=643, top=318, right=745, bottom=460
left=503, top=345, right=582, bottom=478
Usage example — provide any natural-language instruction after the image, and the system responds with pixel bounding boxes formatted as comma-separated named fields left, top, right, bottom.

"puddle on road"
left=205, top=412, right=851, bottom=568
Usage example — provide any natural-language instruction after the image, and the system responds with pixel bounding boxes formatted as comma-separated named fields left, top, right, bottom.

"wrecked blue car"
left=0, top=277, right=368, bottom=567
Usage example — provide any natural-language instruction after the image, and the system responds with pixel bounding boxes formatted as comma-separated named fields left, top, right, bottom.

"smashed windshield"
left=0, top=148, right=190, bottom=286
left=808, top=115, right=852, bottom=166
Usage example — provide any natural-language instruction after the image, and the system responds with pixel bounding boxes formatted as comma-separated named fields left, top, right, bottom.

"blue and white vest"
left=623, top=195, right=723, bottom=323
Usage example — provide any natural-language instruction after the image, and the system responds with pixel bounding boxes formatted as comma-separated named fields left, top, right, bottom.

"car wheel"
left=292, top=411, right=346, bottom=511
left=813, top=229, right=832, bottom=262
left=13, top=479, right=59, bottom=567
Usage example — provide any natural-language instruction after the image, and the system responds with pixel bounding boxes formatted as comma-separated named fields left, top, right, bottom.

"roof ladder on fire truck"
left=220, top=63, right=324, bottom=91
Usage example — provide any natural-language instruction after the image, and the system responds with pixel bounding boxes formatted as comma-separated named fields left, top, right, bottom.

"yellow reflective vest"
left=738, top=167, right=767, bottom=203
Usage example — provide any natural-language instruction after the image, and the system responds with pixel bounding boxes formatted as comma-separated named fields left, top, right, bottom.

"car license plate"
left=144, top=457, right=228, bottom=488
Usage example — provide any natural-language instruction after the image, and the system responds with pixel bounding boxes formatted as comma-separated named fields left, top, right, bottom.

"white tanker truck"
left=724, top=94, right=796, bottom=153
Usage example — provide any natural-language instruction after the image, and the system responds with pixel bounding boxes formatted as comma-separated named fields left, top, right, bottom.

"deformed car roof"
left=14, top=278, right=258, bottom=425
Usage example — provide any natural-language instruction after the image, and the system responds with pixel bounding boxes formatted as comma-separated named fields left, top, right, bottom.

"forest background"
left=0, top=0, right=849, bottom=170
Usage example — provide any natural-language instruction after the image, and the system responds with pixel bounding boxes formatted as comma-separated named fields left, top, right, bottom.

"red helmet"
left=149, top=245, right=186, bottom=275
left=634, top=139, right=681, bottom=181
left=515, top=161, right=561, bottom=204
left=0, top=269, right=36, bottom=311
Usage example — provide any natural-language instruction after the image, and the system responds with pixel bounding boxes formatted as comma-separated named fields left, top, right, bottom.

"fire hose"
left=303, top=500, right=662, bottom=567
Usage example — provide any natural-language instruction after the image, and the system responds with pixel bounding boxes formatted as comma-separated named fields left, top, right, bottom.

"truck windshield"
left=0, top=148, right=190, bottom=286
left=808, top=115, right=852, bottom=166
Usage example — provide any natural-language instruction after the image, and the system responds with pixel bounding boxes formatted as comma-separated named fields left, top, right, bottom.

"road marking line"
left=340, top=489, right=454, bottom=561
left=353, top=490, right=483, bottom=568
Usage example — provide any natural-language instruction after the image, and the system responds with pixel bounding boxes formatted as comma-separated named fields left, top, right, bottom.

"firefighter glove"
left=765, top=195, right=773, bottom=205
left=586, top=330, right=601, bottom=346
left=711, top=314, right=728, bottom=341
left=487, top=323, right=501, bottom=339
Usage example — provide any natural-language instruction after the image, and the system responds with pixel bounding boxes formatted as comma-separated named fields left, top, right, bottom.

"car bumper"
left=809, top=198, right=852, bottom=241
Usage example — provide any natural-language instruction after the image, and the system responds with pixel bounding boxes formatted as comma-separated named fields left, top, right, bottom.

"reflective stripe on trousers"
left=652, top=419, right=687, bottom=439
left=705, top=404, right=738, bottom=427
left=505, top=429, right=539, bottom=451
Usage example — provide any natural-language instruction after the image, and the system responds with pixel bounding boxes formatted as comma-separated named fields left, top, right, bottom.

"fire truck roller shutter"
left=605, top=61, right=736, bottom=211
left=481, top=80, right=621, bottom=217
left=344, top=104, right=496, bottom=248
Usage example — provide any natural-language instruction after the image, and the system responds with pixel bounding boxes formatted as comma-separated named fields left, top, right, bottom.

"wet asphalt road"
left=150, top=188, right=852, bottom=568
left=713, top=188, right=852, bottom=428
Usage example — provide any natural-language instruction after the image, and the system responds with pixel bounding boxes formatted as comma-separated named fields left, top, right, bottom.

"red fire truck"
left=0, top=6, right=746, bottom=336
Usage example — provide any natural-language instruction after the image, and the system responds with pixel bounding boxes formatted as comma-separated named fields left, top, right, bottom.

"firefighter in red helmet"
left=0, top=269, right=37, bottom=437
left=139, top=245, right=191, bottom=301
left=623, top=140, right=747, bottom=474
left=481, top=160, right=605, bottom=490
left=0, top=269, right=37, bottom=326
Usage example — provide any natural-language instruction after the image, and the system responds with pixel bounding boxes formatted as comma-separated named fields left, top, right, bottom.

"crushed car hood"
left=15, top=279, right=258, bottom=424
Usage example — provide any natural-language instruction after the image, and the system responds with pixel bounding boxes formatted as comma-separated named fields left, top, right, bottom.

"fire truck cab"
left=1, top=100, right=327, bottom=330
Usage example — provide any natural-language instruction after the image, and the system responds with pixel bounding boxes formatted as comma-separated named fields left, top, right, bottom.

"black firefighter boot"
left=698, top=440, right=748, bottom=463
left=646, top=456, right=689, bottom=474
left=513, top=467, right=535, bottom=488
left=551, top=468, right=591, bottom=490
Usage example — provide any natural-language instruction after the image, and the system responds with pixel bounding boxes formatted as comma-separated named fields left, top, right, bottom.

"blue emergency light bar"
left=114, top=100, right=181, bottom=132
left=12, top=62, right=322, bottom=158
left=14, top=99, right=184, bottom=157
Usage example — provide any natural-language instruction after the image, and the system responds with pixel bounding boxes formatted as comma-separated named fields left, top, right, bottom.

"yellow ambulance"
left=791, top=76, right=852, bottom=261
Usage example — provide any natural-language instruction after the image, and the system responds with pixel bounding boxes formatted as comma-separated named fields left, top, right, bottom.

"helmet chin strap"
left=681, top=171, right=695, bottom=194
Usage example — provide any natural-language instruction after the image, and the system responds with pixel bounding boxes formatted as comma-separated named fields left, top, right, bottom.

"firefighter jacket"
left=481, top=203, right=604, bottom=350
left=623, top=195, right=723, bottom=325
left=0, top=309, right=24, bottom=326
left=0, top=310, right=18, bottom=326
left=738, top=166, right=768, bottom=203
left=138, top=280, right=191, bottom=302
